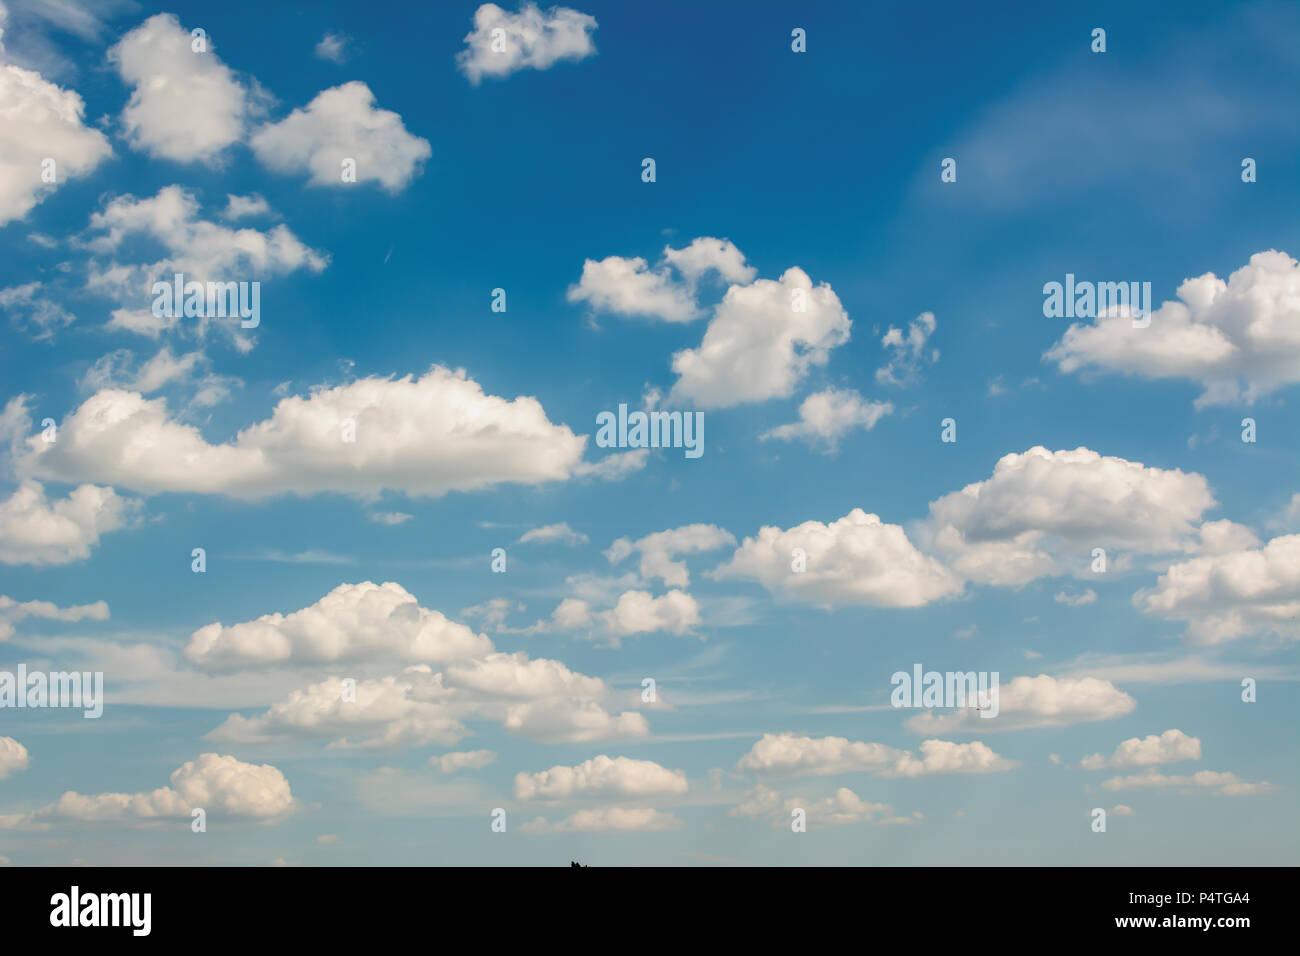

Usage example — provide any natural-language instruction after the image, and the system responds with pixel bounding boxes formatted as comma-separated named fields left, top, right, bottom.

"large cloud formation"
left=16, top=366, right=613, bottom=499
left=1046, top=250, right=1300, bottom=407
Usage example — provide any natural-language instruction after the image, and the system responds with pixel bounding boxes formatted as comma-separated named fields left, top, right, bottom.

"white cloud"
left=925, top=446, right=1218, bottom=587
left=369, top=511, right=413, bottom=526
left=457, top=2, right=597, bottom=84
left=762, top=388, right=892, bottom=449
left=18, top=754, right=293, bottom=824
left=185, top=581, right=493, bottom=672
left=876, top=311, right=937, bottom=386
left=313, top=32, right=349, bottom=64
left=0, top=480, right=138, bottom=566
left=735, top=733, right=1014, bottom=778
left=1081, top=729, right=1201, bottom=770
left=733, top=786, right=902, bottom=828
left=670, top=267, right=852, bottom=408
left=109, top=13, right=254, bottom=163
left=0, top=57, right=111, bottom=225
left=514, top=755, right=687, bottom=800
left=713, top=508, right=961, bottom=609
left=19, top=366, right=605, bottom=499
left=1054, top=588, right=1097, bottom=607
left=520, top=807, right=681, bottom=833
left=600, top=589, right=700, bottom=636
left=0, top=282, right=75, bottom=338
left=519, top=522, right=587, bottom=546
left=220, top=193, right=270, bottom=220
left=0, top=737, right=29, bottom=779
left=431, top=750, right=495, bottom=773
left=1046, top=250, right=1300, bottom=407
left=605, top=523, right=735, bottom=588
left=250, top=82, right=431, bottom=192
left=903, top=675, right=1136, bottom=733
left=0, top=593, right=108, bottom=640
left=1135, top=534, right=1300, bottom=643
left=1100, top=769, right=1276, bottom=796
left=567, top=238, right=753, bottom=323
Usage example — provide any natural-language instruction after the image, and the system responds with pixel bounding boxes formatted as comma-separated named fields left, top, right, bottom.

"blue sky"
left=0, top=0, right=1297, bottom=865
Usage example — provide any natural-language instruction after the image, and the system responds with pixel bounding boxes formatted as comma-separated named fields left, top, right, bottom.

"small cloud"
left=1054, top=588, right=1097, bottom=607
left=314, top=32, right=349, bottom=63
left=370, top=512, right=413, bottom=526
left=518, top=522, right=587, bottom=546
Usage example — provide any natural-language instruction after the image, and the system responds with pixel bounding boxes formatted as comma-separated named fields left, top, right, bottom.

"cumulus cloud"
left=1080, top=729, right=1201, bottom=770
left=876, top=312, right=937, bottom=386
left=600, top=589, right=700, bottom=636
left=567, top=237, right=754, bottom=323
left=0, top=58, right=111, bottom=225
left=670, top=267, right=852, bottom=408
left=712, top=508, right=961, bottom=608
left=1135, top=534, right=1300, bottom=643
left=82, top=185, right=327, bottom=346
left=431, top=750, right=496, bottom=773
left=735, top=733, right=1014, bottom=778
left=0, top=737, right=29, bottom=779
left=1046, top=251, right=1300, bottom=407
left=924, top=446, right=1219, bottom=587
left=514, top=755, right=687, bottom=800
left=0, top=480, right=139, bottom=566
left=6, top=754, right=293, bottom=826
left=762, top=388, right=893, bottom=450
left=109, top=13, right=254, bottom=163
left=185, top=581, right=492, bottom=671
left=17, top=366, right=610, bottom=499
left=1054, top=588, right=1097, bottom=607
left=457, top=2, right=597, bottom=84
left=520, top=807, right=680, bottom=833
left=605, top=523, right=735, bottom=588
left=250, top=82, right=431, bottom=192
left=903, top=675, right=1136, bottom=733
left=0, top=593, right=108, bottom=640
left=732, top=785, right=903, bottom=828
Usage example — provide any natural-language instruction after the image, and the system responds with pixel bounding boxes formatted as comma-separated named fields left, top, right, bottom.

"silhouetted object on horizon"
left=570, top=860, right=588, bottom=867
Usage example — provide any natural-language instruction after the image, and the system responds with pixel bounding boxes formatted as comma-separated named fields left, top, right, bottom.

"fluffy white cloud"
left=0, top=480, right=138, bottom=566
left=1054, top=588, right=1097, bottom=607
left=457, top=2, right=597, bottom=84
left=1045, top=250, right=1300, bottom=407
left=567, top=238, right=753, bottom=323
left=1100, top=769, right=1276, bottom=796
left=670, top=267, right=852, bottom=408
left=185, top=581, right=492, bottom=671
left=600, top=589, right=700, bottom=635
left=1080, top=729, right=1201, bottom=770
left=713, top=508, right=961, bottom=608
left=250, top=82, right=431, bottom=192
left=736, top=733, right=1014, bottom=778
left=0, top=59, right=111, bottom=225
left=19, top=366, right=603, bottom=499
left=109, top=14, right=253, bottom=163
left=221, top=193, right=270, bottom=220
left=904, top=675, right=1136, bottom=733
left=605, top=523, right=735, bottom=588
left=925, top=446, right=1218, bottom=587
left=520, top=807, right=680, bottom=833
left=1135, top=534, right=1300, bottom=643
left=762, top=388, right=892, bottom=449
left=514, top=755, right=687, bottom=800
left=0, top=594, right=108, bottom=640
left=0, top=737, right=28, bottom=779
left=732, top=785, right=902, bottom=828
left=208, top=670, right=465, bottom=749
left=431, top=750, right=496, bottom=773
left=21, top=754, right=293, bottom=823
left=876, top=312, right=937, bottom=386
